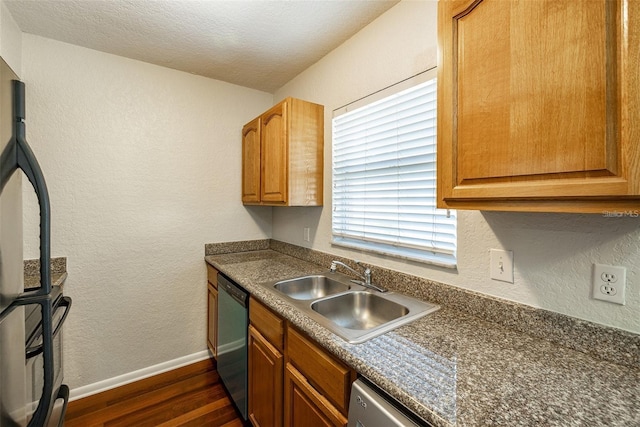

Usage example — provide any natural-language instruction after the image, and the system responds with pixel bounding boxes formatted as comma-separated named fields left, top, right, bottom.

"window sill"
left=331, top=237, right=457, bottom=269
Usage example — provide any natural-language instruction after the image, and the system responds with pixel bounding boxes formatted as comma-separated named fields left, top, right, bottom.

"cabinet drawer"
left=206, top=264, right=218, bottom=288
left=284, top=363, right=347, bottom=427
left=287, top=327, right=354, bottom=415
left=250, top=297, right=285, bottom=352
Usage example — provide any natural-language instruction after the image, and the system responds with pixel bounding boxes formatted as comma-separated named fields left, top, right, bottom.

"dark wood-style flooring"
left=64, top=358, right=246, bottom=427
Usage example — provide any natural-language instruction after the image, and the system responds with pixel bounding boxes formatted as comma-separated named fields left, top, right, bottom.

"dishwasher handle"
left=218, top=275, right=248, bottom=308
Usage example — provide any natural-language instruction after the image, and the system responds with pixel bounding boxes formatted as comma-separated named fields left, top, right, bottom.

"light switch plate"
left=490, top=249, right=514, bottom=283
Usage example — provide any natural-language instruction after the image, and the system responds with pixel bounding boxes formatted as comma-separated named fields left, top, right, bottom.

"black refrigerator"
left=0, top=56, right=71, bottom=426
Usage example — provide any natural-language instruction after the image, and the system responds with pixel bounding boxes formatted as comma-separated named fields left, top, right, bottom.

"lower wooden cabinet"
left=248, top=325, right=283, bottom=427
left=249, top=298, right=285, bottom=426
left=207, top=284, right=217, bottom=357
left=248, top=298, right=354, bottom=427
left=206, top=264, right=218, bottom=358
left=284, top=363, right=348, bottom=427
left=286, top=327, right=354, bottom=415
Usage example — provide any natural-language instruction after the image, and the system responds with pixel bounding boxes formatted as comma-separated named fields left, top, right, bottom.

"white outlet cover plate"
left=592, top=264, right=626, bottom=305
left=490, top=249, right=514, bottom=283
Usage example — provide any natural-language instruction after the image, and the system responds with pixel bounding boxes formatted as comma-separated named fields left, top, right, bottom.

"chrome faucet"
left=329, top=260, right=387, bottom=293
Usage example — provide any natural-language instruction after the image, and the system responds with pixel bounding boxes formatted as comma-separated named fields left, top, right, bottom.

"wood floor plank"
left=105, top=384, right=226, bottom=427
left=69, top=371, right=218, bottom=425
left=66, top=359, right=216, bottom=420
left=65, top=358, right=244, bottom=427
left=177, top=405, right=243, bottom=427
left=154, top=398, right=232, bottom=427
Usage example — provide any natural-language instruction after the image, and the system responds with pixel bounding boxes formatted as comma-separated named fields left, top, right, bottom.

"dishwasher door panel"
left=216, top=274, right=248, bottom=421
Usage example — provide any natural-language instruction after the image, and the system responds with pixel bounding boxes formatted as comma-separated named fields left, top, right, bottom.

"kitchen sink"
left=311, top=292, right=408, bottom=330
left=309, top=291, right=439, bottom=343
left=273, top=275, right=350, bottom=300
left=268, top=272, right=440, bottom=344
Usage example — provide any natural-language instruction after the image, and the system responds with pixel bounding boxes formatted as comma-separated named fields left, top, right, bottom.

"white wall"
left=273, top=0, right=640, bottom=334
left=21, top=34, right=273, bottom=389
left=0, top=0, right=21, bottom=74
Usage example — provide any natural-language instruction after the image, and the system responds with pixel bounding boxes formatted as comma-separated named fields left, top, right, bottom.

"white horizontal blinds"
left=332, top=78, right=456, bottom=267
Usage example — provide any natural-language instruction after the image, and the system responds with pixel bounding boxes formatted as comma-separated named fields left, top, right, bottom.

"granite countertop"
left=23, top=257, right=68, bottom=289
left=23, top=271, right=68, bottom=289
left=205, top=250, right=640, bottom=427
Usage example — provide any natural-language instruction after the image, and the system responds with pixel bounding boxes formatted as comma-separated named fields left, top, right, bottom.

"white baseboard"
left=216, top=338, right=245, bottom=356
left=68, top=350, right=212, bottom=402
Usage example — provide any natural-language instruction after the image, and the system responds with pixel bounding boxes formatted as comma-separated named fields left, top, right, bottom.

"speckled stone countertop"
left=206, top=249, right=640, bottom=427
left=23, top=257, right=68, bottom=289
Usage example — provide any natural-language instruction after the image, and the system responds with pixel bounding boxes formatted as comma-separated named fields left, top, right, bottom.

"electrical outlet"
left=303, top=227, right=310, bottom=242
left=490, top=249, right=514, bottom=283
left=592, top=264, right=626, bottom=305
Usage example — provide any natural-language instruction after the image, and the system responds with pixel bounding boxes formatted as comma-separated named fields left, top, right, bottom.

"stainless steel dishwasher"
left=348, top=378, right=429, bottom=427
left=216, top=273, right=249, bottom=421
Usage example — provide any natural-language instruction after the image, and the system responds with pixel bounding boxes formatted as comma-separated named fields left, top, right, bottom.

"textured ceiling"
left=5, top=0, right=400, bottom=92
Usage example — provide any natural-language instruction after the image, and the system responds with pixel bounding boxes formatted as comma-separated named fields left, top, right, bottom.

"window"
left=331, top=72, right=456, bottom=267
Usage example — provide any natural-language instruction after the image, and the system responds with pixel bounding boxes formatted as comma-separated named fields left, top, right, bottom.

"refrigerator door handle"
left=13, top=79, right=52, bottom=296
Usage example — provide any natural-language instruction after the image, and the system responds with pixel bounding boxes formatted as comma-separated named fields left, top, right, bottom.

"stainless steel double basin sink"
left=270, top=273, right=439, bottom=343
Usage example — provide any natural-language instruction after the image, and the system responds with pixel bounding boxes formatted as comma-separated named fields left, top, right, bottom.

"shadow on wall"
left=484, top=211, right=640, bottom=255
left=482, top=211, right=640, bottom=287
left=243, top=205, right=274, bottom=236
left=272, top=206, right=323, bottom=247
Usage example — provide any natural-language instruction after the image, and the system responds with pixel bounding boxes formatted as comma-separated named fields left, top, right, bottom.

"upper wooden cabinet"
left=242, top=117, right=261, bottom=204
left=242, top=97, right=324, bottom=206
left=437, top=0, right=640, bottom=213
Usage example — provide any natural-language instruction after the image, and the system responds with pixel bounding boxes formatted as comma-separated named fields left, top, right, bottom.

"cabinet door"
left=437, top=0, right=640, bottom=212
left=207, top=284, right=217, bottom=357
left=242, top=117, right=261, bottom=204
left=284, top=363, right=347, bottom=427
left=248, top=325, right=283, bottom=427
left=261, top=101, right=288, bottom=204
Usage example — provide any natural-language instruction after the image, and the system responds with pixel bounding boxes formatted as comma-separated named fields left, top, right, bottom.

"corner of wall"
left=0, top=1, right=22, bottom=76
